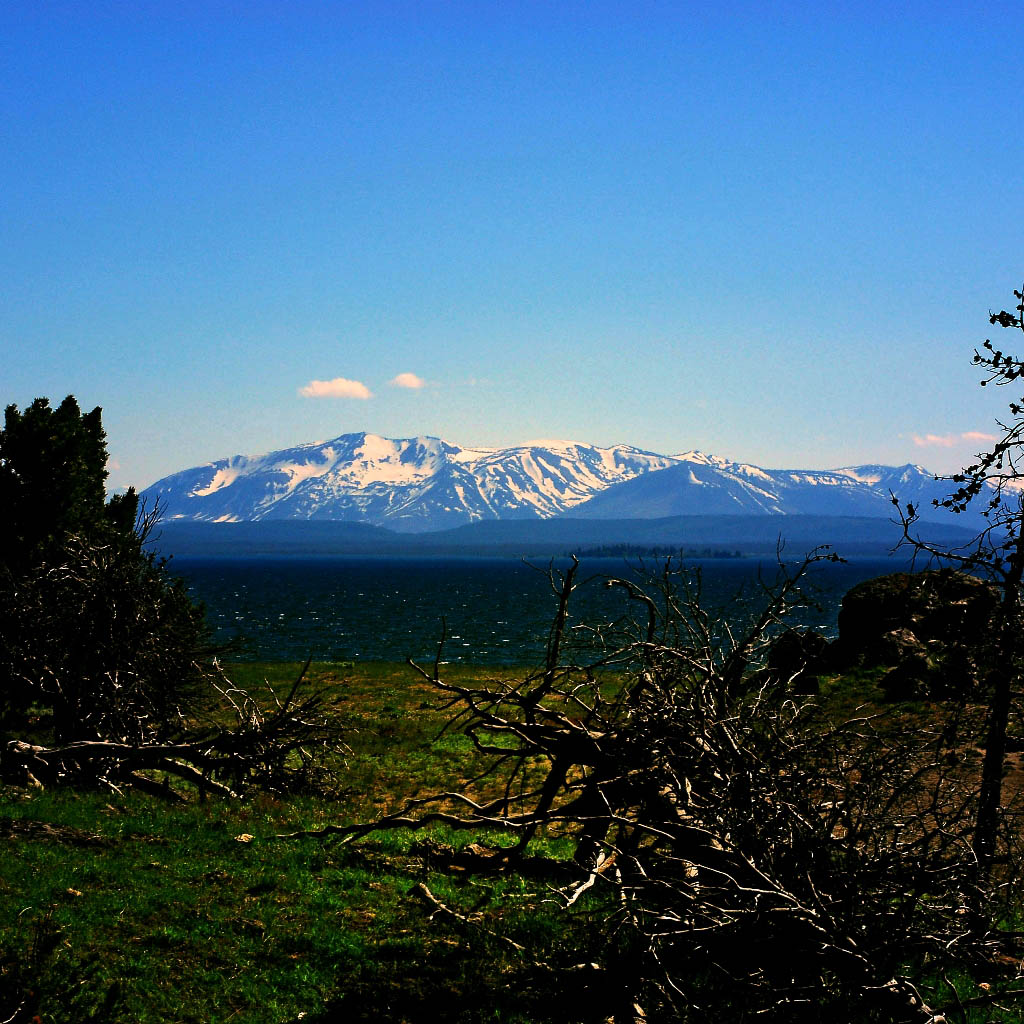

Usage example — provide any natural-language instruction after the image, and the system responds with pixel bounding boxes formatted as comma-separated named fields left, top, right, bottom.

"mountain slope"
left=141, top=433, right=979, bottom=533
left=572, top=452, right=970, bottom=525
left=142, top=432, right=677, bottom=531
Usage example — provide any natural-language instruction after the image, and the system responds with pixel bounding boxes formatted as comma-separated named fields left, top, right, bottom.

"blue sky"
left=2, top=1, right=1022, bottom=491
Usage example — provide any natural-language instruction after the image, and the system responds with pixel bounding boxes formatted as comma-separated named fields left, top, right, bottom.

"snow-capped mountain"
left=141, top=432, right=678, bottom=531
left=140, top=432, right=972, bottom=533
left=572, top=453, right=961, bottom=522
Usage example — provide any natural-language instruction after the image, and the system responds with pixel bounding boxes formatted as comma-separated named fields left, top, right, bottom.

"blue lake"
left=170, top=555, right=912, bottom=665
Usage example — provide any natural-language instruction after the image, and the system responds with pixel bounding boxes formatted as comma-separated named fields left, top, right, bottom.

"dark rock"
left=879, top=658, right=930, bottom=700
left=835, top=569, right=1000, bottom=698
left=765, top=628, right=832, bottom=693
left=875, top=628, right=927, bottom=665
left=836, top=569, right=999, bottom=667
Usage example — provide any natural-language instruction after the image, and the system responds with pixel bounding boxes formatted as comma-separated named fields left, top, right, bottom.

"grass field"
left=0, top=660, right=592, bottom=1024
left=2, top=659, right=1022, bottom=1023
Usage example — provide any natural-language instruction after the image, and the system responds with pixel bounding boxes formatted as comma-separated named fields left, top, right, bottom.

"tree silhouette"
left=0, top=396, right=136, bottom=572
left=0, top=397, right=342, bottom=794
left=895, top=281, right=1024, bottom=875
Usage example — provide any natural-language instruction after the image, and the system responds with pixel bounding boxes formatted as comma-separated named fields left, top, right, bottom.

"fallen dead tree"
left=2, top=660, right=345, bottom=798
left=288, top=554, right=1024, bottom=1023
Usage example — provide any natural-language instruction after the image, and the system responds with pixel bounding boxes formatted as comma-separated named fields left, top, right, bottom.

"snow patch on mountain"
left=193, top=464, right=244, bottom=497
left=143, top=432, right=677, bottom=531
left=142, top=432, right=982, bottom=533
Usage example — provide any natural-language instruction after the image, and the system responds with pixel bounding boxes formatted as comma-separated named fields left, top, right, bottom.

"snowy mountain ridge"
left=142, top=432, right=678, bottom=530
left=140, top=431, right=973, bottom=533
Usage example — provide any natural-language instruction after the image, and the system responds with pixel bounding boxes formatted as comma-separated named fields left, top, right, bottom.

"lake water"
left=170, top=555, right=911, bottom=665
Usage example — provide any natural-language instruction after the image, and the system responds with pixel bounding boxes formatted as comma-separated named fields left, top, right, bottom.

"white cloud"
left=912, top=430, right=999, bottom=448
left=298, top=377, right=372, bottom=399
left=389, top=372, right=425, bottom=390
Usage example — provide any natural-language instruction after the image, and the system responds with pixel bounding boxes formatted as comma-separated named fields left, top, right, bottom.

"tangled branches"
left=293, top=555, right=1024, bottom=1022
left=0, top=498, right=347, bottom=799
left=0, top=516, right=212, bottom=744
left=3, top=659, right=345, bottom=799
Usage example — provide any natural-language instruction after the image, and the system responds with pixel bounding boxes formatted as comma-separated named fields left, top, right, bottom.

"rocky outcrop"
left=834, top=569, right=1001, bottom=697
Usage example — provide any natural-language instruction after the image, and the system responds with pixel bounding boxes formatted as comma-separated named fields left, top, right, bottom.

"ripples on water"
left=171, top=556, right=908, bottom=665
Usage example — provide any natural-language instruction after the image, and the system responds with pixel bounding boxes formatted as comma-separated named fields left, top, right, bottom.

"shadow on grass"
left=307, top=935, right=621, bottom=1024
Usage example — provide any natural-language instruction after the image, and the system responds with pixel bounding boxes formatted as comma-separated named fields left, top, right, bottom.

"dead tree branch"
left=2, top=659, right=346, bottom=797
left=287, top=552, right=1022, bottom=1020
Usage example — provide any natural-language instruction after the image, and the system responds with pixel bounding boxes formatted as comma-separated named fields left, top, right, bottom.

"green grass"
left=3, top=659, right=1022, bottom=1023
left=0, top=661, right=580, bottom=1024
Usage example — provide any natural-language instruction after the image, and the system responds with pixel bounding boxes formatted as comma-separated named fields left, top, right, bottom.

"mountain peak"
left=142, top=433, right=677, bottom=530
left=140, top=433, right=970, bottom=533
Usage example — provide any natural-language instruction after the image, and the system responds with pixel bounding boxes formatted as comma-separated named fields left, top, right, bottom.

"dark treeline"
left=569, top=543, right=744, bottom=559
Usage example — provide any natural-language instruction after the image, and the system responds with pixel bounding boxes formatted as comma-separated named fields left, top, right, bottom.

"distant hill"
left=140, top=431, right=984, bottom=535
left=149, top=520, right=403, bottom=557
left=150, top=514, right=979, bottom=561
